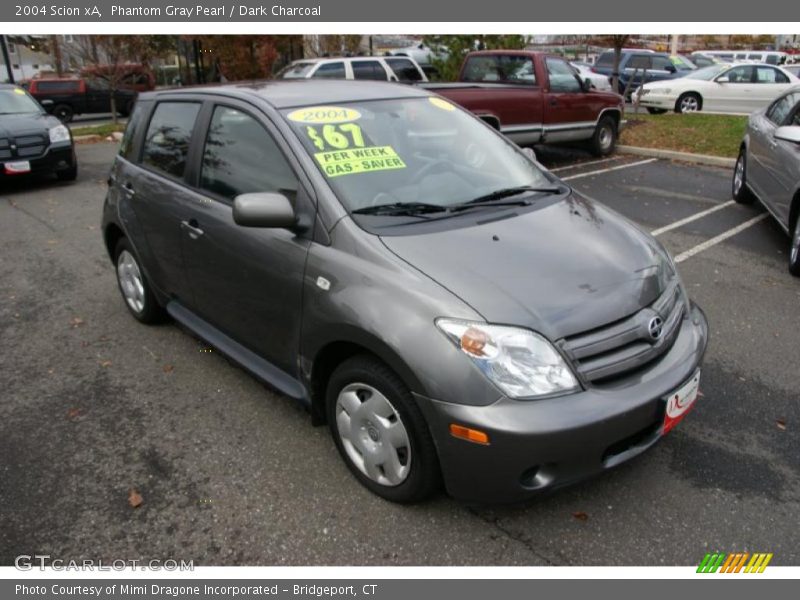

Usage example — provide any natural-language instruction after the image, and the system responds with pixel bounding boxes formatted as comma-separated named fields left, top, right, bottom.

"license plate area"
left=662, top=369, right=700, bottom=435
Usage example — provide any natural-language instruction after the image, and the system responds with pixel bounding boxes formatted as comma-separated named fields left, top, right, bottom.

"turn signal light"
left=449, top=424, right=490, bottom=445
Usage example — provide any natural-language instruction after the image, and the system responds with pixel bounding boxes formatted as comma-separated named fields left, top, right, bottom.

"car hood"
left=0, top=112, right=60, bottom=137
left=380, top=193, right=669, bottom=340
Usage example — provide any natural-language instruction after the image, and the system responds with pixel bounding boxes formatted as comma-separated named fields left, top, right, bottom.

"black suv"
left=0, top=84, right=77, bottom=181
left=28, top=77, right=137, bottom=123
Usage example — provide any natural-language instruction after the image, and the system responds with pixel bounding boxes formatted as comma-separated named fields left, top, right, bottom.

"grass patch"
left=620, top=112, right=747, bottom=158
left=71, top=122, right=126, bottom=138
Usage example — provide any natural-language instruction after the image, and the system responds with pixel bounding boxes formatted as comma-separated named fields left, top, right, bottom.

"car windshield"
left=277, top=62, right=317, bottom=79
left=281, top=97, right=552, bottom=214
left=0, top=88, right=44, bottom=115
left=683, top=64, right=729, bottom=80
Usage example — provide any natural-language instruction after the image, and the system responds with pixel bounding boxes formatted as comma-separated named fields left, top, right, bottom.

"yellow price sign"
left=314, top=146, right=407, bottom=178
left=287, top=106, right=361, bottom=124
left=306, top=123, right=366, bottom=151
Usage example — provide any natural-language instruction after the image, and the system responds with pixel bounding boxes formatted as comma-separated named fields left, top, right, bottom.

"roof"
left=138, top=79, right=433, bottom=109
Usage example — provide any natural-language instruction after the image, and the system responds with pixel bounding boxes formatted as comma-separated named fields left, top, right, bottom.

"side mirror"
left=233, top=192, right=296, bottom=228
left=583, top=77, right=594, bottom=91
left=521, top=147, right=537, bottom=162
left=774, top=126, right=800, bottom=144
left=664, top=64, right=677, bottom=73
left=40, top=99, right=54, bottom=107
left=716, top=76, right=730, bottom=83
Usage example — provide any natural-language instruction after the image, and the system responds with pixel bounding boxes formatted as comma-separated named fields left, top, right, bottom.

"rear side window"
left=141, top=101, right=201, bottom=179
left=34, top=80, right=80, bottom=93
left=119, top=102, right=144, bottom=159
left=462, top=55, right=536, bottom=84
left=386, top=57, right=423, bottom=82
left=312, top=62, right=346, bottom=79
left=200, top=106, right=298, bottom=201
left=756, top=67, right=788, bottom=84
left=352, top=61, right=388, bottom=81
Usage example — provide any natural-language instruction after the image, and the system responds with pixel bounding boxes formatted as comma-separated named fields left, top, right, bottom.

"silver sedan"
left=734, top=85, right=800, bottom=275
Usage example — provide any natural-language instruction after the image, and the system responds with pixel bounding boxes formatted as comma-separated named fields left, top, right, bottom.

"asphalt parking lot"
left=1, top=141, right=798, bottom=566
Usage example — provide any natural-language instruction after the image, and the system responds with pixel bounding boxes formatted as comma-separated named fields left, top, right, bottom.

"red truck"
left=424, top=51, right=625, bottom=156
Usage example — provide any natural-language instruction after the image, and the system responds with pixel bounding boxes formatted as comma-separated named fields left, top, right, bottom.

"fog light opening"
left=520, top=464, right=556, bottom=490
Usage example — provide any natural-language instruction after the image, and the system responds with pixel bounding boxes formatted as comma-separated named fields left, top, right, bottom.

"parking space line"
left=673, top=213, right=769, bottom=263
left=550, top=157, right=623, bottom=173
left=562, top=158, right=658, bottom=181
left=650, top=201, right=736, bottom=237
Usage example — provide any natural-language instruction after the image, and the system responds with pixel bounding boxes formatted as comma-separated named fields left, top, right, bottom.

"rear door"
left=179, top=102, right=314, bottom=374
left=752, top=66, right=792, bottom=110
left=125, top=98, right=203, bottom=302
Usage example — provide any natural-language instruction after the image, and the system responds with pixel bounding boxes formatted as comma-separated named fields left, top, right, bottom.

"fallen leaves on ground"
left=776, top=419, right=786, bottom=431
left=572, top=511, right=589, bottom=521
left=70, top=317, right=85, bottom=328
left=162, top=364, right=174, bottom=373
left=66, top=408, right=81, bottom=420
left=128, top=488, right=143, bottom=508
left=99, top=360, right=112, bottom=368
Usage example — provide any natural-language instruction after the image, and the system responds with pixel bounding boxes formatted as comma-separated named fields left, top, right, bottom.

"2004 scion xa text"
left=102, top=80, right=708, bottom=503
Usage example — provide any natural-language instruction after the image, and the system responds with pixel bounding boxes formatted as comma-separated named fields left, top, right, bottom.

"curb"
left=617, top=145, right=736, bottom=169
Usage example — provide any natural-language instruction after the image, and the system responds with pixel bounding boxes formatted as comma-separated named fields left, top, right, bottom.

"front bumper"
left=637, top=93, right=677, bottom=110
left=415, top=303, right=709, bottom=504
left=1, top=142, right=75, bottom=177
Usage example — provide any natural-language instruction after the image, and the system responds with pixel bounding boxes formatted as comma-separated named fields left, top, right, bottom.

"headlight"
left=49, top=124, right=70, bottom=144
left=435, top=319, right=580, bottom=399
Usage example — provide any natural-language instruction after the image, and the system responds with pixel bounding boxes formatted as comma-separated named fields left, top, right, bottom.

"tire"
left=675, top=92, right=702, bottom=113
left=588, top=115, right=618, bottom=157
left=646, top=107, right=667, bottom=114
left=732, top=148, right=755, bottom=204
left=789, top=216, right=800, bottom=277
left=56, top=163, right=77, bottom=182
left=113, top=238, right=166, bottom=324
left=326, top=354, right=440, bottom=503
left=52, top=104, right=74, bottom=123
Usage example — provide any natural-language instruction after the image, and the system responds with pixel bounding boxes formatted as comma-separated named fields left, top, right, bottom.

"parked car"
left=592, top=50, right=687, bottom=96
left=387, top=41, right=448, bottom=66
left=277, top=56, right=428, bottom=83
left=733, top=86, right=800, bottom=275
left=28, top=77, right=138, bottom=123
left=637, top=63, right=799, bottom=114
left=0, top=83, right=77, bottom=181
left=423, top=51, right=624, bottom=155
left=695, top=50, right=788, bottom=66
left=103, top=80, right=708, bottom=503
left=571, top=61, right=613, bottom=91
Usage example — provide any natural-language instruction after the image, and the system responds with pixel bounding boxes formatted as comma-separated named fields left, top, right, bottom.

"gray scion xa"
left=103, top=80, right=708, bottom=503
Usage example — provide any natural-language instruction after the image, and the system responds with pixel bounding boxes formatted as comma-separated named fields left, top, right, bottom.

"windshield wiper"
left=454, top=185, right=566, bottom=210
left=351, top=202, right=449, bottom=217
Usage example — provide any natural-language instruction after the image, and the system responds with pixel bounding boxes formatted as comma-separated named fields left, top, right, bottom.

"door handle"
left=180, top=219, right=204, bottom=240
left=549, top=97, right=558, bottom=106
left=123, top=182, right=135, bottom=196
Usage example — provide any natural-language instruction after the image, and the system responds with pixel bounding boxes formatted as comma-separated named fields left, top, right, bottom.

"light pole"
left=1, top=35, right=14, bottom=83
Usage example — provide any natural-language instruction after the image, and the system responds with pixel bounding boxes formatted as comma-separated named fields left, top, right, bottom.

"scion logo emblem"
left=648, top=316, right=664, bottom=340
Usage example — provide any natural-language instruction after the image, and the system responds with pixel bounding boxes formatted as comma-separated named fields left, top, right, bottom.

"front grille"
left=559, top=283, right=684, bottom=383
left=13, top=133, right=47, bottom=158
left=0, top=138, right=11, bottom=160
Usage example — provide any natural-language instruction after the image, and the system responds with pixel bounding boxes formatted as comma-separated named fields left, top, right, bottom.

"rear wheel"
left=52, top=104, right=74, bottom=123
left=114, top=238, right=166, bottom=324
left=676, top=92, right=702, bottom=113
left=732, top=148, right=755, bottom=204
left=326, top=355, right=440, bottom=503
left=789, top=217, right=800, bottom=277
left=588, top=115, right=617, bottom=157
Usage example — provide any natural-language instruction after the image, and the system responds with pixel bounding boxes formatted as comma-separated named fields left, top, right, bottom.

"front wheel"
left=588, top=116, right=617, bottom=157
left=676, top=92, right=702, bottom=113
left=326, top=355, right=440, bottom=503
left=732, top=148, right=755, bottom=204
left=789, top=217, right=800, bottom=277
left=52, top=104, right=74, bottom=123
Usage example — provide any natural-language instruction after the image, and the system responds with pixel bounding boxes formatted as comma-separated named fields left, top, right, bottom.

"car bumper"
left=637, top=94, right=676, bottom=110
left=415, top=303, right=709, bottom=504
left=0, top=143, right=75, bottom=177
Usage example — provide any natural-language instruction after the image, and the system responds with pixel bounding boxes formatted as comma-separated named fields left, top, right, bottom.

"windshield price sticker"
left=314, top=146, right=407, bottom=178
left=429, top=97, right=456, bottom=111
left=287, top=106, right=361, bottom=124
left=306, top=123, right=365, bottom=151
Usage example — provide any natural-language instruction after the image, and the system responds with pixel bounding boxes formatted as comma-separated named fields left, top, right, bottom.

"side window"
left=200, top=106, right=298, bottom=201
left=352, top=61, right=388, bottom=81
left=748, top=54, right=763, bottom=61
left=545, top=57, right=581, bottom=92
left=462, top=55, right=536, bottom=85
left=627, top=55, right=652, bottom=70
left=724, top=66, right=753, bottom=83
left=651, top=56, right=673, bottom=71
left=311, top=62, right=346, bottom=79
left=386, top=58, right=423, bottom=82
left=768, top=93, right=799, bottom=126
left=119, top=102, right=144, bottom=159
left=141, top=101, right=201, bottom=179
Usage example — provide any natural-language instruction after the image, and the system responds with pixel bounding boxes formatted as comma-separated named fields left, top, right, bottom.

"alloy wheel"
left=116, top=250, right=145, bottom=314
